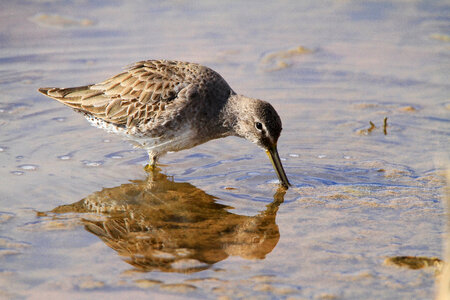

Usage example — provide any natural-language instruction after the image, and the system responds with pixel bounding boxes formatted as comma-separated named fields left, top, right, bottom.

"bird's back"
left=39, top=60, right=234, bottom=154
left=39, top=60, right=232, bottom=133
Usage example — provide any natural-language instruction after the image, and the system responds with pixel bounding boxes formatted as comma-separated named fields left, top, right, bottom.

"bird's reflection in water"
left=50, top=170, right=285, bottom=273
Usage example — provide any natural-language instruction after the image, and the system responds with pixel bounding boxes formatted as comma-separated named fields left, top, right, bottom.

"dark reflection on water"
left=49, top=170, right=285, bottom=273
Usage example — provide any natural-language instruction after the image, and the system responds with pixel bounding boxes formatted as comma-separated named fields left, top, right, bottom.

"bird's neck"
left=220, top=94, right=252, bottom=137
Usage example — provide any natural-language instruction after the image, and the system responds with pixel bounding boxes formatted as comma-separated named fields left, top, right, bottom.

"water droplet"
left=247, top=172, right=260, bottom=176
left=16, top=156, right=24, bottom=160
left=0, top=147, right=6, bottom=152
left=18, top=164, right=38, bottom=171
left=82, top=160, right=103, bottom=167
left=280, top=157, right=287, bottom=161
left=57, top=155, right=71, bottom=160
left=289, top=153, right=299, bottom=158
left=110, top=155, right=123, bottom=159
left=318, top=155, right=327, bottom=159
left=11, top=171, right=24, bottom=176
left=103, top=139, right=111, bottom=143
left=344, top=155, right=351, bottom=160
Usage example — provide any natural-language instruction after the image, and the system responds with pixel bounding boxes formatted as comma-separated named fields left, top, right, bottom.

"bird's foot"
left=143, top=163, right=169, bottom=173
left=144, top=164, right=157, bottom=173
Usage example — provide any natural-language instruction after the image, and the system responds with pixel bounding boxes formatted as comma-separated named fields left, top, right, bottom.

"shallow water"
left=1, top=1, right=449, bottom=299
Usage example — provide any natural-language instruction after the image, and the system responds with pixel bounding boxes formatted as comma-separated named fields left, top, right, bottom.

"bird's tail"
left=39, top=86, right=98, bottom=109
left=39, top=84, right=115, bottom=112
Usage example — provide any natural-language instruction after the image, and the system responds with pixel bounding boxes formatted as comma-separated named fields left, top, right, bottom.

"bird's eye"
left=255, top=122, right=263, bottom=131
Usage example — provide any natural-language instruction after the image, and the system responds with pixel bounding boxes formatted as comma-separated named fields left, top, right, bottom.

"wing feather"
left=38, top=60, right=231, bottom=130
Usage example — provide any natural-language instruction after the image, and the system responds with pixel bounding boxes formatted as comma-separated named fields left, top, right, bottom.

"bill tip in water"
left=265, top=145, right=290, bottom=189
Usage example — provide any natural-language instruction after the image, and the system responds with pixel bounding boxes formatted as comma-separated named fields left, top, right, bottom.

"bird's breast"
left=135, top=122, right=202, bottom=154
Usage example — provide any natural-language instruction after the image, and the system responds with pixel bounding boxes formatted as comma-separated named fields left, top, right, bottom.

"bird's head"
left=230, top=96, right=291, bottom=188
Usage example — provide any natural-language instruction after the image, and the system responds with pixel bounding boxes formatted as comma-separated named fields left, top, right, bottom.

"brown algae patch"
left=0, top=249, right=21, bottom=257
left=183, top=277, right=227, bottom=291
left=431, top=34, right=450, bottom=42
left=356, top=118, right=388, bottom=135
left=294, top=173, right=442, bottom=210
left=224, top=186, right=238, bottom=190
left=253, top=283, right=272, bottom=292
left=356, top=117, right=388, bottom=135
left=0, top=212, right=14, bottom=224
left=184, top=277, right=225, bottom=284
left=356, top=121, right=376, bottom=135
left=353, top=103, right=379, bottom=110
left=134, top=279, right=162, bottom=288
left=250, top=275, right=277, bottom=283
left=159, top=283, right=197, bottom=293
left=252, top=283, right=297, bottom=295
left=399, top=106, right=417, bottom=112
left=77, top=279, right=105, bottom=290
left=260, top=46, right=313, bottom=71
left=29, top=14, right=94, bottom=28
left=317, top=293, right=339, bottom=300
left=261, top=46, right=312, bottom=61
left=385, top=256, right=444, bottom=273
left=343, top=271, right=374, bottom=281
left=120, top=269, right=147, bottom=277
left=352, top=102, right=418, bottom=115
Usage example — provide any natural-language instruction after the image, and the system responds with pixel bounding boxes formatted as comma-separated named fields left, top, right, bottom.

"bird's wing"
left=38, top=60, right=199, bottom=127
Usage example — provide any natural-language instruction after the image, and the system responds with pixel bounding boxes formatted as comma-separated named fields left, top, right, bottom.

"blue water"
left=0, top=1, right=449, bottom=299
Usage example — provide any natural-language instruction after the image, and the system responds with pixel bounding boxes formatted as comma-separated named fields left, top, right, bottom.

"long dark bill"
left=266, top=145, right=291, bottom=188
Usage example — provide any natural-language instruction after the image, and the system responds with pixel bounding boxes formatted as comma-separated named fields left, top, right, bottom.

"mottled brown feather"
left=38, top=60, right=290, bottom=187
left=38, top=60, right=217, bottom=127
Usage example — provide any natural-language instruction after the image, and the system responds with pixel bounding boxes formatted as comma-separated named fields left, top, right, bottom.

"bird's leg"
left=144, top=153, right=158, bottom=172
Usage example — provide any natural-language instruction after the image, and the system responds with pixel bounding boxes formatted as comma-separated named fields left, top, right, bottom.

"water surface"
left=0, top=1, right=449, bottom=299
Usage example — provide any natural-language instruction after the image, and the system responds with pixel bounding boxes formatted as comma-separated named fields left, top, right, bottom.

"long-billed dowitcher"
left=38, top=60, right=290, bottom=187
